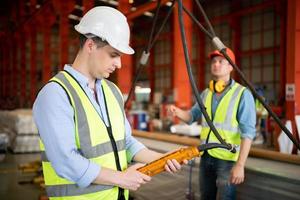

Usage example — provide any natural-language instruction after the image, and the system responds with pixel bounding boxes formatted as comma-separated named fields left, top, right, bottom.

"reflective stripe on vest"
left=39, top=71, right=128, bottom=199
left=200, top=83, right=245, bottom=161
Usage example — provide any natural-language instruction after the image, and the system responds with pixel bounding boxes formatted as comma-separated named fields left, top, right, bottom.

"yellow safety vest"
left=255, top=99, right=268, bottom=118
left=39, top=71, right=128, bottom=200
left=200, top=82, right=245, bottom=161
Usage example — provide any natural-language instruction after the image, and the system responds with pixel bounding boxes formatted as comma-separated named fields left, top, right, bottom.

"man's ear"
left=84, top=38, right=94, bottom=53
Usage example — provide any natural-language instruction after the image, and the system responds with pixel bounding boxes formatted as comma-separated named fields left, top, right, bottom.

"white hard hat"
left=75, top=6, right=134, bottom=55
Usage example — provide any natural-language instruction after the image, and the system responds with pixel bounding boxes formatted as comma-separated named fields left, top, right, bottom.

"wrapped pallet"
left=0, top=109, right=40, bottom=153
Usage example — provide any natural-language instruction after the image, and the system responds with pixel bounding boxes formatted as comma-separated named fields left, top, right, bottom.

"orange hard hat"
left=208, top=48, right=235, bottom=64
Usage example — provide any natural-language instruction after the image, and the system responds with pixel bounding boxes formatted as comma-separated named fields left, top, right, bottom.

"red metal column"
left=173, top=0, right=192, bottom=109
left=12, top=33, right=18, bottom=100
left=20, top=29, right=27, bottom=107
left=278, top=1, right=287, bottom=103
left=10, top=2, right=19, bottom=105
left=14, top=31, right=24, bottom=107
left=198, top=31, right=206, bottom=90
left=82, top=0, right=94, bottom=14
left=0, top=41, right=3, bottom=97
left=30, top=24, right=37, bottom=105
left=2, top=39, right=7, bottom=99
left=30, top=0, right=37, bottom=13
left=285, top=0, right=300, bottom=147
left=42, top=6, right=56, bottom=84
left=17, top=0, right=27, bottom=107
left=53, top=0, right=75, bottom=69
left=230, top=18, right=241, bottom=81
left=42, top=23, right=52, bottom=84
left=117, top=1, right=133, bottom=95
left=1, top=42, right=4, bottom=98
left=5, top=40, right=9, bottom=99
left=7, top=39, right=12, bottom=99
left=149, top=50, right=155, bottom=103
left=59, top=12, right=69, bottom=69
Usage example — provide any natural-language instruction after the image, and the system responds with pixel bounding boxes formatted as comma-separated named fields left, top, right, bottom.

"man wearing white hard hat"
left=33, top=6, right=185, bottom=200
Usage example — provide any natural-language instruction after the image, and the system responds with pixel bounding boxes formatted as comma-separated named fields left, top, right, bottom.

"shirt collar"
left=63, top=64, right=103, bottom=87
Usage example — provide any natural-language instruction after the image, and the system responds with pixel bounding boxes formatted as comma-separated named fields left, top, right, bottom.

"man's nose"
left=114, top=57, right=121, bottom=69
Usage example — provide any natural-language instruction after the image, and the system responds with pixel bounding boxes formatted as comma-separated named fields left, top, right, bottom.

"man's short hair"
left=79, top=34, right=108, bottom=49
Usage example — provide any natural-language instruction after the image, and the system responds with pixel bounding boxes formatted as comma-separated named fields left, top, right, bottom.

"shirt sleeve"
left=189, top=92, right=205, bottom=124
left=124, top=118, right=146, bottom=163
left=33, top=82, right=100, bottom=188
left=237, top=89, right=256, bottom=140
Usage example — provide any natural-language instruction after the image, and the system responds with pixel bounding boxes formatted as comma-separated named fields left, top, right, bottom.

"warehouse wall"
left=0, top=0, right=298, bottom=123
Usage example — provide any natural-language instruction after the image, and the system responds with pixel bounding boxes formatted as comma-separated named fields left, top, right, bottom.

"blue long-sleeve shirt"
left=33, top=65, right=145, bottom=188
left=189, top=79, right=256, bottom=140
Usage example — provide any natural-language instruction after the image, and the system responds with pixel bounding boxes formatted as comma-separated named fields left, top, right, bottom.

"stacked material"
left=0, top=109, right=39, bottom=153
left=170, top=122, right=202, bottom=136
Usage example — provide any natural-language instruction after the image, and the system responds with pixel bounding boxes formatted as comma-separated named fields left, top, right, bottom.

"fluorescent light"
left=135, top=86, right=151, bottom=94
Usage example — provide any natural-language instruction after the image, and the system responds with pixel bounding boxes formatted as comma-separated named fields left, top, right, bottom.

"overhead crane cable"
left=194, top=0, right=216, bottom=37
left=125, top=0, right=162, bottom=109
left=182, top=5, right=213, bottom=39
left=146, top=0, right=162, bottom=53
left=181, top=0, right=300, bottom=150
left=177, top=0, right=234, bottom=151
left=147, top=0, right=176, bottom=51
left=125, top=0, right=176, bottom=108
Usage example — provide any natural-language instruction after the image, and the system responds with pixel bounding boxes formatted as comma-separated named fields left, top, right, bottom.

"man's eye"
left=111, top=54, right=119, bottom=58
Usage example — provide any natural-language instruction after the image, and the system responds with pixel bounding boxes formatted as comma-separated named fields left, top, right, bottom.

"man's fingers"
left=171, top=159, right=182, bottom=170
left=164, top=164, right=173, bottom=173
left=167, top=160, right=178, bottom=171
left=140, top=173, right=152, bottom=182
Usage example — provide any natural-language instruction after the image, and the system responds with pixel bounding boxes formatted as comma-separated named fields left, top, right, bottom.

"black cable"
left=148, top=0, right=176, bottom=50
left=146, top=0, right=162, bottom=53
left=125, top=0, right=162, bottom=108
left=194, top=0, right=216, bottom=37
left=177, top=0, right=234, bottom=152
left=198, top=143, right=232, bottom=151
left=125, top=1, right=176, bottom=108
left=182, top=5, right=213, bottom=39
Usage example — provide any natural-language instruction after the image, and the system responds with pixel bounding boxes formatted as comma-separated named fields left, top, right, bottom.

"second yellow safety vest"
left=200, top=82, right=245, bottom=161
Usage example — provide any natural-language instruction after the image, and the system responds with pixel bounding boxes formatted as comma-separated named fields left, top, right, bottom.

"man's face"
left=88, top=43, right=122, bottom=79
left=210, top=56, right=233, bottom=79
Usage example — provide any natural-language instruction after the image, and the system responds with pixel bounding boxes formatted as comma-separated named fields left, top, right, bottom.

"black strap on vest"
left=102, top=86, right=125, bottom=200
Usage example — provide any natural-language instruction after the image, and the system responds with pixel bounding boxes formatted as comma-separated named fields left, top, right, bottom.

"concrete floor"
left=0, top=140, right=299, bottom=200
left=0, top=153, right=43, bottom=200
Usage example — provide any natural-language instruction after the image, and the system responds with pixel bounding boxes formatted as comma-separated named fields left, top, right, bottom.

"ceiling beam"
left=126, top=0, right=171, bottom=20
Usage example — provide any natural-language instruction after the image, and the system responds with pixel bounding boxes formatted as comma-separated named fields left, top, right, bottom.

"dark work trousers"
left=199, top=151, right=236, bottom=200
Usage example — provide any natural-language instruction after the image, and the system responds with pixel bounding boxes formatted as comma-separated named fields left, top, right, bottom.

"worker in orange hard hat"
left=169, top=47, right=256, bottom=200
left=208, top=47, right=236, bottom=64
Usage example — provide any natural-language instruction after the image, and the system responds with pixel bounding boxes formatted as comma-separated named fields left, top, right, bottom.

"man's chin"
left=97, top=73, right=110, bottom=79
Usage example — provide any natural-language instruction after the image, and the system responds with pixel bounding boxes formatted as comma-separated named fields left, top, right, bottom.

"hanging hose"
left=125, top=0, right=176, bottom=108
left=177, top=0, right=235, bottom=152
